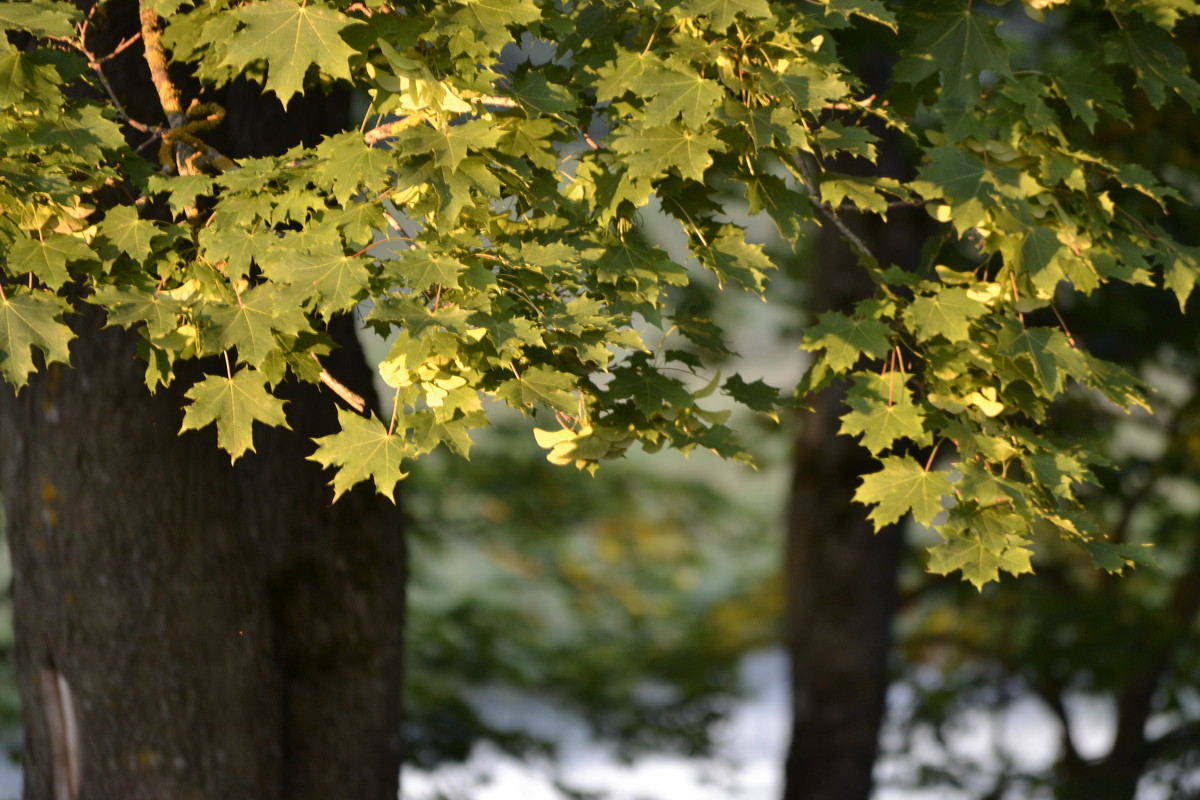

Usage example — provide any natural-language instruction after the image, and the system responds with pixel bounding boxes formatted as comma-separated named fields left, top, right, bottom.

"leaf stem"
left=387, top=390, right=400, bottom=436
left=924, top=439, right=943, bottom=472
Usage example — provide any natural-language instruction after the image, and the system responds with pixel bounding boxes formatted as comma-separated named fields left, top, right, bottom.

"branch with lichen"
left=139, top=1, right=234, bottom=177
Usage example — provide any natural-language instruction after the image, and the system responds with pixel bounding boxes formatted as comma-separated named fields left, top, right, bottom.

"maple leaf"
left=262, top=248, right=371, bottom=314
left=398, top=119, right=505, bottom=170
left=1081, top=541, right=1159, bottom=574
left=593, top=50, right=668, bottom=101
left=8, top=234, right=95, bottom=290
left=382, top=250, right=464, bottom=293
left=640, top=64, right=724, bottom=128
left=1163, top=243, right=1200, bottom=311
left=92, top=285, right=185, bottom=338
left=693, top=230, right=774, bottom=293
left=179, top=370, right=289, bottom=463
left=0, top=48, right=62, bottom=109
left=594, top=240, right=688, bottom=291
left=202, top=286, right=295, bottom=367
left=609, top=366, right=691, bottom=415
left=802, top=308, right=892, bottom=372
left=741, top=172, right=810, bottom=242
left=903, top=287, right=989, bottom=342
left=839, top=392, right=927, bottom=455
left=723, top=374, right=783, bottom=420
left=0, top=291, right=74, bottom=389
left=308, top=408, right=409, bottom=501
left=678, top=0, right=771, bottom=28
left=511, top=73, right=576, bottom=117
left=996, top=321, right=1087, bottom=398
left=926, top=533, right=1034, bottom=591
left=914, top=147, right=992, bottom=233
left=855, top=455, right=953, bottom=527
left=0, top=0, right=80, bottom=38
left=495, top=365, right=578, bottom=413
left=894, top=1, right=1010, bottom=103
left=310, top=132, right=395, bottom=203
left=610, top=123, right=723, bottom=183
left=447, top=0, right=542, bottom=50
left=97, top=206, right=160, bottom=260
left=222, top=0, right=362, bottom=108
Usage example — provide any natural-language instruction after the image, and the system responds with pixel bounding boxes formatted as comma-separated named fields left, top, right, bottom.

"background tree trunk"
left=784, top=127, right=927, bottom=795
left=783, top=222, right=905, bottom=800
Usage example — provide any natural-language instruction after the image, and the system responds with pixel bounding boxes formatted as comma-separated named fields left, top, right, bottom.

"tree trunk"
left=0, top=3, right=406, bottom=795
left=783, top=227, right=905, bottom=800
left=784, top=183, right=927, bottom=798
left=0, top=312, right=406, bottom=800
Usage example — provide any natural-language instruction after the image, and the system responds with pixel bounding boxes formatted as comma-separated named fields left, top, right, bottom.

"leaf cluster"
left=2, top=0, right=1198, bottom=585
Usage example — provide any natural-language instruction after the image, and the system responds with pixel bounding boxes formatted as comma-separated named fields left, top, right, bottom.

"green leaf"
left=894, top=1, right=1010, bottom=103
left=398, top=118, right=506, bottom=170
left=383, top=249, right=464, bottom=293
left=610, top=123, right=723, bottom=183
left=926, top=532, right=1034, bottom=590
left=223, top=0, right=362, bottom=108
left=309, top=408, right=409, bottom=501
left=915, top=147, right=991, bottom=233
left=1081, top=541, right=1159, bottom=574
left=97, top=206, right=160, bottom=260
left=179, top=369, right=289, bottom=463
left=640, top=64, right=725, bottom=128
left=495, top=365, right=578, bottom=413
left=511, top=72, right=576, bottom=116
left=742, top=172, right=811, bottom=242
left=1103, top=20, right=1200, bottom=107
left=33, top=103, right=129, bottom=161
left=904, top=286, right=989, bottom=342
left=311, top=132, right=395, bottom=202
left=839, top=377, right=927, bottom=454
left=678, top=0, right=771, bottom=29
left=692, top=230, right=774, bottom=293
left=8, top=234, right=95, bottom=290
left=1163, top=243, right=1200, bottom=311
left=823, top=0, right=897, bottom=30
left=996, top=321, right=1086, bottom=398
left=802, top=307, right=892, bottom=372
left=0, top=47, right=62, bottom=108
left=447, top=0, right=542, bottom=50
left=203, top=286, right=296, bottom=367
left=0, top=291, right=74, bottom=389
left=0, top=0, right=80, bottom=38
left=855, top=455, right=953, bottom=527
left=93, top=285, right=185, bottom=338
left=752, top=60, right=849, bottom=110
left=609, top=366, right=692, bottom=415
left=722, top=374, right=782, bottom=420
left=263, top=248, right=371, bottom=313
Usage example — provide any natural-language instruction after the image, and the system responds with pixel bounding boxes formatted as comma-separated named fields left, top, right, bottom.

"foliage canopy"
left=2, top=0, right=1198, bottom=585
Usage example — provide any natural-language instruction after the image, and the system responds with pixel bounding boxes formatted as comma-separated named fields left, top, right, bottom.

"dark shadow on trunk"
left=0, top=3, right=406, bottom=796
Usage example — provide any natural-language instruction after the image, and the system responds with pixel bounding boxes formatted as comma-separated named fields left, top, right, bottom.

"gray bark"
left=0, top=313, right=406, bottom=800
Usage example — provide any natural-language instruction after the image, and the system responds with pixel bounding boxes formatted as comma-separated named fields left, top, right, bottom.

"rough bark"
left=0, top=3, right=406, bottom=796
left=0, top=312, right=406, bottom=800
left=783, top=220, right=906, bottom=800
left=783, top=82, right=927, bottom=791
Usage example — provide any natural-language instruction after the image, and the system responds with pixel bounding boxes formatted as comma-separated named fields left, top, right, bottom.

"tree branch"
left=791, top=151, right=879, bottom=268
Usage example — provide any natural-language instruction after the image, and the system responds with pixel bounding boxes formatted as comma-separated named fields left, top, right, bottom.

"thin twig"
left=791, top=152, right=879, bottom=266
left=315, top=358, right=367, bottom=413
